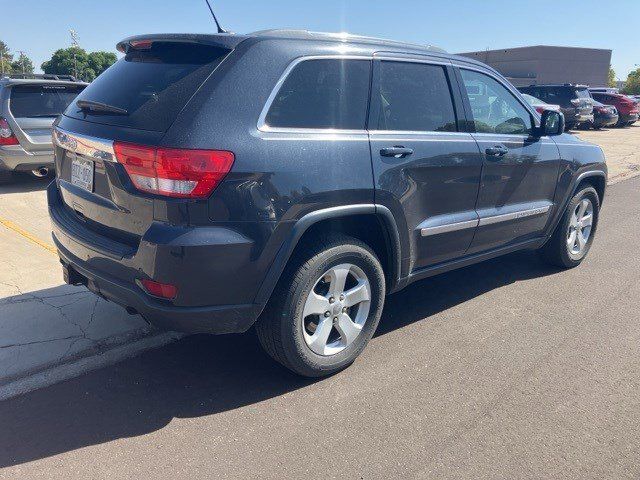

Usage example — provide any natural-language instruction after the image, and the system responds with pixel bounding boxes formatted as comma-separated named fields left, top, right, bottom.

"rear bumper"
left=48, top=182, right=264, bottom=334
left=593, top=114, right=618, bottom=127
left=619, top=113, right=639, bottom=124
left=0, top=146, right=54, bottom=171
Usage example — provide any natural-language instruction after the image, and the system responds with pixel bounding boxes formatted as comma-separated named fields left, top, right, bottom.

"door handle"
left=380, top=146, right=414, bottom=158
left=485, top=145, right=508, bottom=158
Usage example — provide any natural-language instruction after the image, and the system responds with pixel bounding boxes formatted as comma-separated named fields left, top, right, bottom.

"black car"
left=49, top=31, right=607, bottom=377
left=518, top=84, right=594, bottom=130
left=590, top=101, right=619, bottom=129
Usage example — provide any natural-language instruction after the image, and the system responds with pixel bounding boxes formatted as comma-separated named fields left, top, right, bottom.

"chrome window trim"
left=257, top=55, right=373, bottom=134
left=52, top=127, right=116, bottom=162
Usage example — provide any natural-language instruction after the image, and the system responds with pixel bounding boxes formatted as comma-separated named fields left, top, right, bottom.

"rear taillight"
left=113, top=142, right=234, bottom=199
left=534, top=106, right=545, bottom=114
left=0, top=118, right=19, bottom=146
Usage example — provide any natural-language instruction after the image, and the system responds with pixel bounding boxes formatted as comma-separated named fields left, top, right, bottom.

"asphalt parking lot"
left=1, top=173, right=639, bottom=479
left=0, top=132, right=639, bottom=478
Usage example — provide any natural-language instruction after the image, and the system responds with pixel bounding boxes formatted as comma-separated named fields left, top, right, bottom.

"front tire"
left=540, top=186, right=600, bottom=268
left=256, top=235, right=386, bottom=377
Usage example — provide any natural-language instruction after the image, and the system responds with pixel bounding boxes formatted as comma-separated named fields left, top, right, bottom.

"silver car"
left=0, top=75, right=87, bottom=181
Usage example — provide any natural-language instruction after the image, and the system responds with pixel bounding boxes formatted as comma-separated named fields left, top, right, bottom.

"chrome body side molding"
left=478, top=204, right=552, bottom=227
left=419, top=202, right=553, bottom=237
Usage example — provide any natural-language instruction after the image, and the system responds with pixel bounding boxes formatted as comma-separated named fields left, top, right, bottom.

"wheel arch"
left=574, top=170, right=606, bottom=205
left=254, top=204, right=403, bottom=306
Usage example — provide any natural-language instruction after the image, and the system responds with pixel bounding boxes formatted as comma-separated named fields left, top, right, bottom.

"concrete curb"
left=0, top=331, right=183, bottom=402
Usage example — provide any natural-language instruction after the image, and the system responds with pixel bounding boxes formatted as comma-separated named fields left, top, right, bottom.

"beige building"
left=459, top=46, right=612, bottom=87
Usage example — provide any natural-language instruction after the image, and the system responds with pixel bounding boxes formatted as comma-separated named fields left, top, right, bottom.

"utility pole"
left=17, top=50, right=26, bottom=74
left=0, top=51, right=4, bottom=76
left=70, top=29, right=80, bottom=80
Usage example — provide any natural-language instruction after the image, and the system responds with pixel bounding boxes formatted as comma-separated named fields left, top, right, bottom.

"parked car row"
left=517, top=83, right=639, bottom=130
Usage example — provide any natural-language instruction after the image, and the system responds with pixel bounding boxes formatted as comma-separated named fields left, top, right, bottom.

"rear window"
left=265, top=59, right=371, bottom=130
left=575, top=88, right=591, bottom=99
left=65, top=42, right=230, bottom=132
left=10, top=84, right=86, bottom=118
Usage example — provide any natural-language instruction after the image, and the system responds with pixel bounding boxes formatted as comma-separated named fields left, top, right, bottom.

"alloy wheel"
left=567, top=198, right=594, bottom=257
left=301, top=264, right=372, bottom=356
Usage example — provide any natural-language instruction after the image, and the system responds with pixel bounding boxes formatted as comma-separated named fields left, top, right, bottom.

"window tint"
left=265, top=59, right=371, bottom=130
left=10, top=84, right=86, bottom=118
left=65, top=42, right=230, bottom=132
left=460, top=69, right=533, bottom=135
left=376, top=61, right=456, bottom=132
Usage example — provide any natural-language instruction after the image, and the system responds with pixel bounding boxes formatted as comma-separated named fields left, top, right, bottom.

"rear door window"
left=264, top=59, right=371, bottom=130
left=10, top=84, right=86, bottom=118
left=375, top=61, right=457, bottom=132
left=65, top=42, right=230, bottom=132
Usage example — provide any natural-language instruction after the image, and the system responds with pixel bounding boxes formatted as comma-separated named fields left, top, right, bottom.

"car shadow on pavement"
left=0, top=251, right=561, bottom=468
left=0, top=173, right=51, bottom=194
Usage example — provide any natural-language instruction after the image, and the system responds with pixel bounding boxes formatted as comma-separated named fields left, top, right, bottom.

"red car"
left=590, top=92, right=639, bottom=127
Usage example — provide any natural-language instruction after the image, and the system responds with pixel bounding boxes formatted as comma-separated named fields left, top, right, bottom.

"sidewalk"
left=0, top=178, right=177, bottom=399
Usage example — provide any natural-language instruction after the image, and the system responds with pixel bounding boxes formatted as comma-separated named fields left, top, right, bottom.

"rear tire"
left=256, top=235, right=386, bottom=377
left=539, top=186, right=600, bottom=269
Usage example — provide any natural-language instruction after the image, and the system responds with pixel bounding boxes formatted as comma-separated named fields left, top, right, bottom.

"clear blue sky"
left=3, top=0, right=639, bottom=79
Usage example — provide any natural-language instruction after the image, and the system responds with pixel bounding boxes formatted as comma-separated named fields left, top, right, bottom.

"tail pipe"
left=31, top=167, right=50, bottom=178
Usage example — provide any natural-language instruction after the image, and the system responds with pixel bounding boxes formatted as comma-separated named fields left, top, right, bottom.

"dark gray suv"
left=48, top=30, right=607, bottom=376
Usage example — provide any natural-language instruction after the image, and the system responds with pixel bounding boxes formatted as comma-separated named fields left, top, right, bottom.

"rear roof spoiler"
left=116, top=33, right=247, bottom=54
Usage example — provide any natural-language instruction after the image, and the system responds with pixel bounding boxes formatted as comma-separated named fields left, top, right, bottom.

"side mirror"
left=537, top=110, right=565, bottom=136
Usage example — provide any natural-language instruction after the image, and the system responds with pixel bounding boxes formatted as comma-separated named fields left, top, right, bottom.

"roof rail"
left=3, top=73, right=80, bottom=82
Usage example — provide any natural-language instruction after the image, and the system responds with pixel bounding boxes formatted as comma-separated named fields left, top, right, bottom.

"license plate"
left=71, top=157, right=94, bottom=192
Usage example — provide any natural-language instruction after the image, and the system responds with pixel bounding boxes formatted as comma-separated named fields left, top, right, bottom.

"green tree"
left=87, top=51, right=117, bottom=79
left=41, top=47, right=116, bottom=81
left=0, top=40, right=13, bottom=75
left=608, top=67, right=616, bottom=88
left=11, top=52, right=34, bottom=75
left=623, top=68, right=640, bottom=95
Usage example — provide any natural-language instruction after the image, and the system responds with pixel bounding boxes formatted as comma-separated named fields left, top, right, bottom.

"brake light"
left=139, top=279, right=178, bottom=300
left=0, top=118, right=19, bottom=146
left=130, top=40, right=153, bottom=50
left=113, top=142, right=234, bottom=199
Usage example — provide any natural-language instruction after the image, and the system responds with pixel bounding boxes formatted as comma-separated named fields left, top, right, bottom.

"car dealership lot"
left=0, top=173, right=639, bottom=479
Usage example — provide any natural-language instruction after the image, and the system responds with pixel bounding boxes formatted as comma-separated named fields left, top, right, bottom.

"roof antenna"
left=204, top=0, right=227, bottom=34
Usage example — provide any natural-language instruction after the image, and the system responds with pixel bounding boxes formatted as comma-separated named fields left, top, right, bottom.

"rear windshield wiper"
left=76, top=100, right=128, bottom=115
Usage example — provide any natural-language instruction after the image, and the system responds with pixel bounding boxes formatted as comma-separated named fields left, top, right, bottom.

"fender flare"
left=571, top=170, right=607, bottom=199
left=254, top=204, right=403, bottom=305
left=546, top=169, right=607, bottom=240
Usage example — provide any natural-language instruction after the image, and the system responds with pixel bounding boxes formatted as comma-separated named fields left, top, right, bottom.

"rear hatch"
left=54, top=37, right=236, bottom=247
left=572, top=87, right=593, bottom=114
left=8, top=83, right=85, bottom=152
